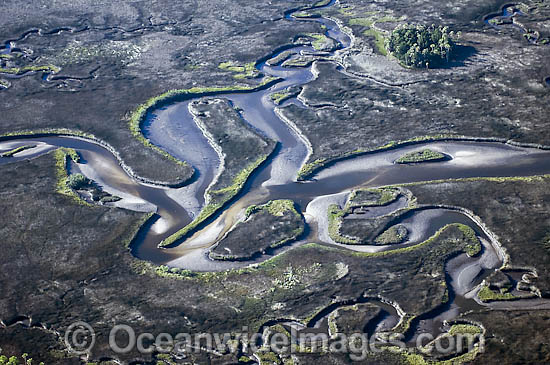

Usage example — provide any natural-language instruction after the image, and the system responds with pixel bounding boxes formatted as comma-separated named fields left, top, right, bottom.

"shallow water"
left=1, top=0, right=549, bottom=345
left=484, top=6, right=523, bottom=27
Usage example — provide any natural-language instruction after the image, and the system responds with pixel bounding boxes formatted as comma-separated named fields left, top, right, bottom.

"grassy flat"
left=210, top=200, right=304, bottom=260
left=395, top=149, right=447, bottom=164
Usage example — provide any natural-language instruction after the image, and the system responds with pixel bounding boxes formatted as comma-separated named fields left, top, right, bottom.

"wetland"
left=1, top=0, right=550, bottom=363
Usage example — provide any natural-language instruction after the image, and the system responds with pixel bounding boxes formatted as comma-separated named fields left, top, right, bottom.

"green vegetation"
left=347, top=13, right=403, bottom=55
left=219, top=61, right=257, bottom=79
left=128, top=77, right=280, bottom=172
left=386, top=24, right=458, bottom=68
left=0, top=356, right=19, bottom=365
left=0, top=128, right=95, bottom=140
left=256, top=351, right=280, bottom=364
left=402, top=323, right=483, bottom=364
left=395, top=174, right=550, bottom=189
left=297, top=158, right=327, bottom=180
left=239, top=355, right=253, bottom=363
left=364, top=27, right=388, bottom=55
left=0, top=352, right=44, bottom=365
left=211, top=199, right=304, bottom=260
left=0, top=64, right=60, bottom=75
left=65, top=173, right=90, bottom=190
left=265, top=199, right=300, bottom=217
left=297, top=134, right=465, bottom=181
left=348, top=187, right=400, bottom=207
left=293, top=11, right=313, bottom=18
left=349, top=17, right=389, bottom=55
left=329, top=187, right=404, bottom=244
left=0, top=144, right=36, bottom=157
left=448, top=324, right=482, bottom=336
left=281, top=56, right=316, bottom=68
left=313, top=0, right=331, bottom=7
left=245, top=199, right=300, bottom=221
left=338, top=5, right=356, bottom=17
left=400, top=345, right=482, bottom=365
left=99, top=195, right=122, bottom=203
left=270, top=87, right=301, bottom=105
left=306, top=33, right=333, bottom=51
left=478, top=284, right=517, bottom=302
left=410, top=324, right=483, bottom=364
left=395, top=149, right=446, bottom=164
left=155, top=353, right=177, bottom=364
left=218, top=61, right=247, bottom=73
left=54, top=148, right=91, bottom=206
left=210, top=155, right=269, bottom=199
left=347, top=223, right=481, bottom=258
left=489, top=17, right=508, bottom=26
left=270, top=91, right=292, bottom=105
left=456, top=223, right=481, bottom=256
left=375, top=224, right=408, bottom=245
left=159, top=154, right=270, bottom=247
left=327, top=204, right=359, bottom=244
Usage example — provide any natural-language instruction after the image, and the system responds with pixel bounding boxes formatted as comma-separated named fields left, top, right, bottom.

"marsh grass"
left=395, top=149, right=446, bottom=164
left=159, top=155, right=270, bottom=247
left=477, top=284, right=516, bottom=302
left=0, top=64, right=60, bottom=75
left=0, top=144, right=36, bottom=157
left=374, top=224, right=408, bottom=245
left=53, top=148, right=91, bottom=206
left=128, top=77, right=280, bottom=173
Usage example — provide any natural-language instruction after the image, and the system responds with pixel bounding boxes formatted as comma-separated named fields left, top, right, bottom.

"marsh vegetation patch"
left=210, top=200, right=304, bottom=261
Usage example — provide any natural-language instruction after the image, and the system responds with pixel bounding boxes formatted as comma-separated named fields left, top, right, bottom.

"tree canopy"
left=385, top=24, right=458, bottom=68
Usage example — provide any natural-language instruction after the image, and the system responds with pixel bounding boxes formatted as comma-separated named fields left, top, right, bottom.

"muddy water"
left=1, top=0, right=549, bottom=271
left=0, top=136, right=191, bottom=263
left=1, top=0, right=550, bottom=271
left=1, top=0, right=549, bottom=345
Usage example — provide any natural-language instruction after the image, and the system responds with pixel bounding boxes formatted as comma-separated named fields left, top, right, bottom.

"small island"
left=395, top=148, right=448, bottom=164
left=209, top=199, right=304, bottom=261
left=385, top=24, right=458, bottom=68
left=374, top=224, right=408, bottom=245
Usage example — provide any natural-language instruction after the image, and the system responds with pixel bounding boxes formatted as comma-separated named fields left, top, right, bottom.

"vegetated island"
left=159, top=98, right=277, bottom=247
left=209, top=199, right=304, bottom=261
left=385, top=24, right=458, bottom=68
left=395, top=148, right=448, bottom=164
left=374, top=224, right=408, bottom=245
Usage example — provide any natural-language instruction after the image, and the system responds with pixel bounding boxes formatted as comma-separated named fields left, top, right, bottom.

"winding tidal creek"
left=2, top=0, right=550, bottom=345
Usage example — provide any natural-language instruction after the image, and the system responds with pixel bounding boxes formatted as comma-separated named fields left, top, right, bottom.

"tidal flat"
left=1, top=0, right=550, bottom=363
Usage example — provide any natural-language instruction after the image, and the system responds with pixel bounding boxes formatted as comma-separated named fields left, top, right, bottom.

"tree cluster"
left=386, top=24, right=458, bottom=68
left=66, top=173, right=90, bottom=190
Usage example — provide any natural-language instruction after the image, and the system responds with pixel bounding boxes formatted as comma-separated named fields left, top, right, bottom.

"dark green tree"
left=386, top=24, right=458, bottom=68
left=66, top=173, right=90, bottom=190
